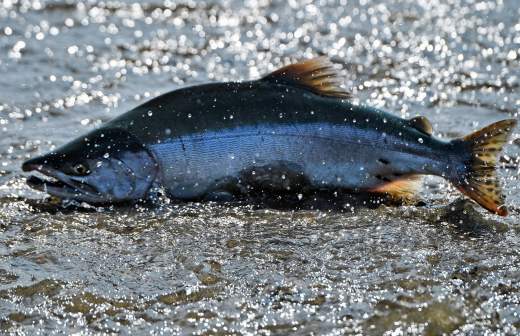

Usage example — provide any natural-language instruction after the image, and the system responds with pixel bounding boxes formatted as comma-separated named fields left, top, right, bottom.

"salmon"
left=22, top=57, right=517, bottom=215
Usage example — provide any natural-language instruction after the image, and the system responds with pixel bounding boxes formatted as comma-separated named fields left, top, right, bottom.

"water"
left=1, top=0, right=520, bottom=334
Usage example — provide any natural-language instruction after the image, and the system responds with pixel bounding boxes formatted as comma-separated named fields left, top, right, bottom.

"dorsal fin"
left=409, top=116, right=433, bottom=135
left=261, top=57, right=351, bottom=98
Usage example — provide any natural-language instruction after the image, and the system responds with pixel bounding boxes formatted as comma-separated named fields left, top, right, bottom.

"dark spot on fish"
left=377, top=158, right=390, bottom=165
left=179, top=137, right=186, bottom=152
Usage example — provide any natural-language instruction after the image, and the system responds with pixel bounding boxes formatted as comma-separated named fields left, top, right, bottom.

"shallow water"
left=1, top=0, right=520, bottom=334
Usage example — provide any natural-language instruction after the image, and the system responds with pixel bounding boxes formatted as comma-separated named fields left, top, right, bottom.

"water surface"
left=0, top=0, right=519, bottom=334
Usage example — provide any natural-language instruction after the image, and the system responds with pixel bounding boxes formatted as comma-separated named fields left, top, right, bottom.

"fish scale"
left=148, top=122, right=441, bottom=199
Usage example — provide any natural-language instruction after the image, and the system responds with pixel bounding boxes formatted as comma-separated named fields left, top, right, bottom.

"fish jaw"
left=23, top=161, right=104, bottom=202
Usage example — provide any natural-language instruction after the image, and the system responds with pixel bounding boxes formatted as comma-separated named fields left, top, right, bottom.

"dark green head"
left=22, top=128, right=157, bottom=203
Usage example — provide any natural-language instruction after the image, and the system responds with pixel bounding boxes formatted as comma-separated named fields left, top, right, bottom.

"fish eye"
left=73, top=163, right=90, bottom=176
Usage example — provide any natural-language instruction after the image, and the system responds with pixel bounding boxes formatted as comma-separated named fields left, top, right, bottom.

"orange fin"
left=409, top=116, right=433, bottom=135
left=369, top=175, right=423, bottom=200
left=452, top=119, right=517, bottom=216
left=261, top=57, right=351, bottom=98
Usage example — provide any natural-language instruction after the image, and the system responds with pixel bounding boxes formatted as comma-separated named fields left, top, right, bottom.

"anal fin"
left=368, top=175, right=423, bottom=201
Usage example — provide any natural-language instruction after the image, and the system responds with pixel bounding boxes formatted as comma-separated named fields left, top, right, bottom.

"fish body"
left=22, top=58, right=516, bottom=215
left=106, top=81, right=449, bottom=199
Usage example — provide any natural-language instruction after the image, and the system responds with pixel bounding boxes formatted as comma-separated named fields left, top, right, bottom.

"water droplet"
left=103, top=153, right=110, bottom=158
left=67, top=45, right=78, bottom=55
left=147, top=110, right=153, bottom=117
left=418, top=138, right=424, bottom=143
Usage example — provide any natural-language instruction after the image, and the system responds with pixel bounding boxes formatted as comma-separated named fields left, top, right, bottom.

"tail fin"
left=453, top=119, right=517, bottom=216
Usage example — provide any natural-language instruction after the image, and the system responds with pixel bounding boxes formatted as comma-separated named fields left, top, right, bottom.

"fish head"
left=22, top=128, right=158, bottom=204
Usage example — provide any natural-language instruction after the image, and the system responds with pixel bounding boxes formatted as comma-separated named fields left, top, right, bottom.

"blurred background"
left=0, top=0, right=519, bottom=334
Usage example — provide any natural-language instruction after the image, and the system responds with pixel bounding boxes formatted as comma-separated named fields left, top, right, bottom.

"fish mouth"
left=27, top=174, right=70, bottom=191
left=24, top=164, right=99, bottom=200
